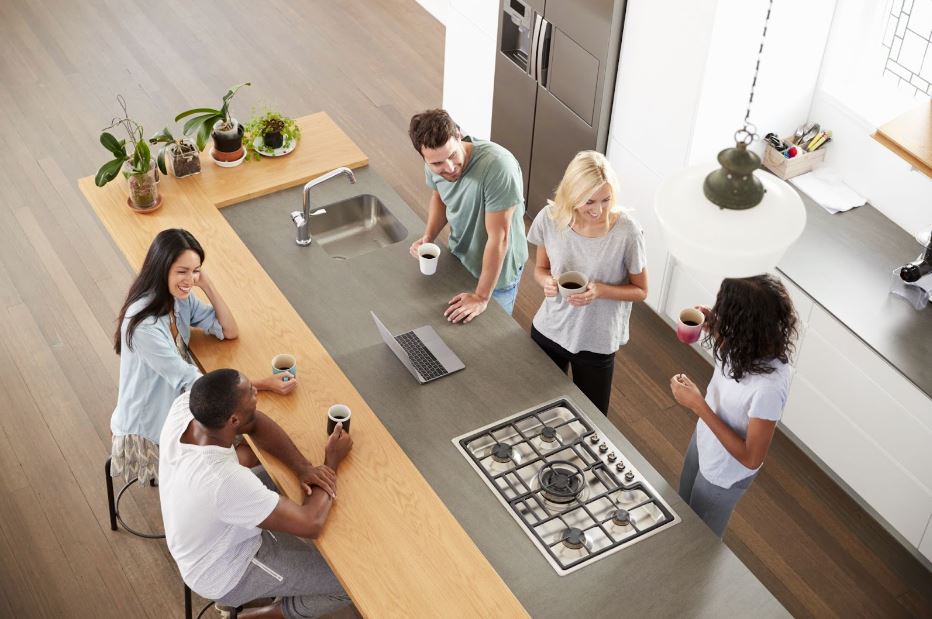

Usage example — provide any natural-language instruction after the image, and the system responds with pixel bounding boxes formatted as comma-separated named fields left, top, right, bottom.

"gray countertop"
left=776, top=191, right=932, bottom=398
left=222, top=166, right=785, bottom=618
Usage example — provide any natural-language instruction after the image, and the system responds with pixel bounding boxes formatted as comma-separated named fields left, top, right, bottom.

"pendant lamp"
left=654, top=0, right=806, bottom=278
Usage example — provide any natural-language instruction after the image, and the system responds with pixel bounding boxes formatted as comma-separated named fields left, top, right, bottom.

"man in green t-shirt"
left=408, top=109, right=528, bottom=323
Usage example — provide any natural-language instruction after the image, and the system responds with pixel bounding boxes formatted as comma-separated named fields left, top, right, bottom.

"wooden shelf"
left=872, top=99, right=932, bottom=179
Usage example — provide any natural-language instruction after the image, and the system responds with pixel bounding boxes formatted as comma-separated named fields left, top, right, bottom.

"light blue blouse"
left=110, top=294, right=224, bottom=444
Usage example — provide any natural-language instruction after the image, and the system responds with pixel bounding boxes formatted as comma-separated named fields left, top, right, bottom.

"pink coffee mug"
left=676, top=308, right=705, bottom=344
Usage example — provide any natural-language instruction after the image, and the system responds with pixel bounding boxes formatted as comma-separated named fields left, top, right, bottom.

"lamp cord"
left=736, top=0, right=774, bottom=145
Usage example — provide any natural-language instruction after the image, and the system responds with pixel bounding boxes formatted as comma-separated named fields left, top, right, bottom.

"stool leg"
left=105, top=457, right=117, bottom=531
left=184, top=583, right=192, bottom=619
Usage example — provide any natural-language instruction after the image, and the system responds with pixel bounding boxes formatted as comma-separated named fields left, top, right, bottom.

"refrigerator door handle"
left=529, top=13, right=543, bottom=80
left=538, top=19, right=553, bottom=88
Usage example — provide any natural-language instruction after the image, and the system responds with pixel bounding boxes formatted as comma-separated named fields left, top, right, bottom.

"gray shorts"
left=217, top=468, right=350, bottom=618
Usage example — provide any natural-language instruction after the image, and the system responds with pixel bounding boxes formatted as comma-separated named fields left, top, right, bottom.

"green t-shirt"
left=424, top=137, right=528, bottom=289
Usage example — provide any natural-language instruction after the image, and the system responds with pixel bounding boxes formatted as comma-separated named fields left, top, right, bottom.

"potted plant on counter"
left=175, top=82, right=251, bottom=167
left=244, top=109, right=301, bottom=160
left=95, top=95, right=161, bottom=212
left=149, top=127, right=201, bottom=178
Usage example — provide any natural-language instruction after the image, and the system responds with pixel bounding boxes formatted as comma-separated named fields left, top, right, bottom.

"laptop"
left=370, top=311, right=465, bottom=383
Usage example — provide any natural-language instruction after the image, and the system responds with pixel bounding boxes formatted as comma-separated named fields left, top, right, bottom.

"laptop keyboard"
left=395, top=331, right=449, bottom=381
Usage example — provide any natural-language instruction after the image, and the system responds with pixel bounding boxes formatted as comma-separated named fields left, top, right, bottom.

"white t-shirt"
left=696, top=359, right=791, bottom=489
left=159, top=392, right=279, bottom=599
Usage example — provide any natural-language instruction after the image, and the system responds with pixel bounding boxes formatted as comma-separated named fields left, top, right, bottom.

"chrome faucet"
left=291, top=167, right=357, bottom=246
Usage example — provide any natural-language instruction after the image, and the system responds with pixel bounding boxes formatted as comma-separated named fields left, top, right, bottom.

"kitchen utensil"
left=792, top=122, right=813, bottom=145
left=799, top=123, right=821, bottom=150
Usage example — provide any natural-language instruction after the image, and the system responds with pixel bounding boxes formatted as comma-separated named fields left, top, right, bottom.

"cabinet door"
left=526, top=85, right=596, bottom=217
left=491, top=52, right=538, bottom=196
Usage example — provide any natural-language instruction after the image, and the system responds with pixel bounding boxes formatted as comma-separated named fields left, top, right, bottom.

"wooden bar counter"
left=79, top=113, right=529, bottom=618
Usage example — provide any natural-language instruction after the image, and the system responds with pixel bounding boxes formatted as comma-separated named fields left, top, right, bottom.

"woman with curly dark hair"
left=669, top=274, right=798, bottom=537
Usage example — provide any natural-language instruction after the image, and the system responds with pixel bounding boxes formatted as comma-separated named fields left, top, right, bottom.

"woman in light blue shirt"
left=110, top=229, right=295, bottom=483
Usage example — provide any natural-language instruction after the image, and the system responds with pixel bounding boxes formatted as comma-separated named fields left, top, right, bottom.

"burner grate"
left=454, top=398, right=680, bottom=575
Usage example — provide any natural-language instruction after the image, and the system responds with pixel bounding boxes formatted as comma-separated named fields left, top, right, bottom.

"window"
left=882, top=0, right=932, bottom=98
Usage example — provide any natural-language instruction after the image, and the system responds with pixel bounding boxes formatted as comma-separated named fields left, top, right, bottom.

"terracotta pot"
left=211, top=147, right=245, bottom=162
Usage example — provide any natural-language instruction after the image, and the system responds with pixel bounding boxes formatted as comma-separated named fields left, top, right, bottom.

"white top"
left=159, top=392, right=279, bottom=599
left=697, top=359, right=791, bottom=489
left=527, top=205, right=646, bottom=354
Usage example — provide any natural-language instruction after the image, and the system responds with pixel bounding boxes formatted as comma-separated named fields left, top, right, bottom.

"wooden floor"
left=0, top=0, right=927, bottom=617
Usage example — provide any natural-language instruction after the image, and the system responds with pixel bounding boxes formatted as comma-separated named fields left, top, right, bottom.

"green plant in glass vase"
left=175, top=82, right=251, bottom=166
left=244, top=110, right=301, bottom=160
left=95, top=95, right=160, bottom=212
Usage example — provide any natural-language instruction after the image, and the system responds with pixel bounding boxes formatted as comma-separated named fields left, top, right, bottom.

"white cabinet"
left=921, top=516, right=932, bottom=563
left=781, top=303, right=932, bottom=547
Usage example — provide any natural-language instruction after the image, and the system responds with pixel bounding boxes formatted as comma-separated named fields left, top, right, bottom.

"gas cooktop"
left=453, top=398, right=680, bottom=575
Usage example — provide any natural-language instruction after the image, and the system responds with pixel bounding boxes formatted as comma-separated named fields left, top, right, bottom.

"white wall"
left=416, top=0, right=498, bottom=138
left=811, top=0, right=932, bottom=236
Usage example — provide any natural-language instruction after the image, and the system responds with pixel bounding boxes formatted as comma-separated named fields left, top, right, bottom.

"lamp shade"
left=654, top=165, right=806, bottom=278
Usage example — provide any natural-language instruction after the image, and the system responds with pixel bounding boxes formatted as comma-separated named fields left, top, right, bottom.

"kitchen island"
left=81, top=112, right=785, bottom=617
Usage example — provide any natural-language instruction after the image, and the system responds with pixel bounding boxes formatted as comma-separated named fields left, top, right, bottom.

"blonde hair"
left=547, top=150, right=623, bottom=231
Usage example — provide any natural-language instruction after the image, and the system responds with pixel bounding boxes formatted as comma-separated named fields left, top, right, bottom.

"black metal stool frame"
left=185, top=583, right=241, bottom=619
left=105, top=456, right=165, bottom=539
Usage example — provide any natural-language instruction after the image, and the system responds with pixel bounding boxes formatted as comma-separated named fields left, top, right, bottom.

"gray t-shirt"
left=425, top=137, right=528, bottom=289
left=527, top=205, right=646, bottom=354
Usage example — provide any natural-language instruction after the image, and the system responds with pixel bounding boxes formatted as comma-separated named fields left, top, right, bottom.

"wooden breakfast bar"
left=79, top=112, right=529, bottom=618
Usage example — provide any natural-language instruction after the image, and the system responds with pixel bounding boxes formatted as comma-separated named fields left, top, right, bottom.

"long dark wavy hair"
left=703, top=274, right=798, bottom=381
left=114, top=229, right=205, bottom=354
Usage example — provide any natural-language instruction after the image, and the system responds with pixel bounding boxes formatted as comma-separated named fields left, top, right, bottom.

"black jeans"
left=530, top=325, right=615, bottom=414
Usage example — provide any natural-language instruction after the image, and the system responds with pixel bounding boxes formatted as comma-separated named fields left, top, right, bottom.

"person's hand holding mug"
left=542, top=276, right=558, bottom=298
left=566, top=282, right=600, bottom=307
left=256, top=373, right=297, bottom=395
left=324, top=423, right=354, bottom=472
left=409, top=234, right=432, bottom=259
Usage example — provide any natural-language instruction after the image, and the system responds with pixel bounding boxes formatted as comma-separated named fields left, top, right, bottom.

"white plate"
left=253, top=135, right=297, bottom=157
left=209, top=148, right=247, bottom=168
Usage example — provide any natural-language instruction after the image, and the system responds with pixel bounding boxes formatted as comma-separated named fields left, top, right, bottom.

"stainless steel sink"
left=307, top=194, right=408, bottom=259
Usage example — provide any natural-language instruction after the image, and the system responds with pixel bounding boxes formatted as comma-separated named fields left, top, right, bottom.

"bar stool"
left=104, top=456, right=165, bottom=539
left=184, top=583, right=241, bottom=618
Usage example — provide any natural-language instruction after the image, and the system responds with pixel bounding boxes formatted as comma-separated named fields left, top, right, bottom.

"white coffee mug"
left=418, top=243, right=441, bottom=275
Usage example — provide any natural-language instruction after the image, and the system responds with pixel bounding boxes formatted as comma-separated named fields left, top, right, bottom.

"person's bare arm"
left=566, top=269, right=648, bottom=306
left=195, top=270, right=239, bottom=339
left=445, top=207, right=514, bottom=323
left=409, top=191, right=449, bottom=257
left=669, top=374, right=777, bottom=469
left=247, top=410, right=336, bottom=497
left=257, top=424, right=353, bottom=538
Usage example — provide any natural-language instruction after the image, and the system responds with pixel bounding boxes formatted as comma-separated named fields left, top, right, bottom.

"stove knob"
left=615, top=461, right=626, bottom=473
left=607, top=452, right=617, bottom=463
left=589, top=434, right=600, bottom=444
left=599, top=443, right=608, bottom=453
left=624, top=471, right=635, bottom=482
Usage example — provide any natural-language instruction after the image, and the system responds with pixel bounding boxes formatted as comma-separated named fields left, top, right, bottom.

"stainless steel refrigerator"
left=491, top=0, right=627, bottom=218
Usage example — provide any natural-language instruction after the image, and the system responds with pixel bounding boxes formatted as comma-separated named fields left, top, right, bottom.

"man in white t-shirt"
left=159, top=368, right=353, bottom=618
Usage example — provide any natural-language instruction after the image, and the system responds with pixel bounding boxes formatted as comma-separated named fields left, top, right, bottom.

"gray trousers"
left=216, top=469, right=350, bottom=619
left=678, top=430, right=757, bottom=538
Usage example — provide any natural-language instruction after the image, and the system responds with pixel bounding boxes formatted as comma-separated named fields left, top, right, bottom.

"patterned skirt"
left=110, top=434, right=159, bottom=485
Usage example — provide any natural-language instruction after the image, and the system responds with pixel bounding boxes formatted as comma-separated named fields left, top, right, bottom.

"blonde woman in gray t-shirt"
left=527, top=151, right=648, bottom=414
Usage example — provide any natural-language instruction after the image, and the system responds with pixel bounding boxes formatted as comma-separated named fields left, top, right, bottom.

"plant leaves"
left=220, top=82, right=251, bottom=121
left=175, top=107, right=220, bottom=122
left=149, top=127, right=174, bottom=144
left=135, top=140, right=151, bottom=170
left=95, top=156, right=127, bottom=187
left=183, top=113, right=220, bottom=137
left=100, top=132, right=125, bottom=156
left=195, top=119, right=213, bottom=151
left=156, top=146, right=168, bottom=175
